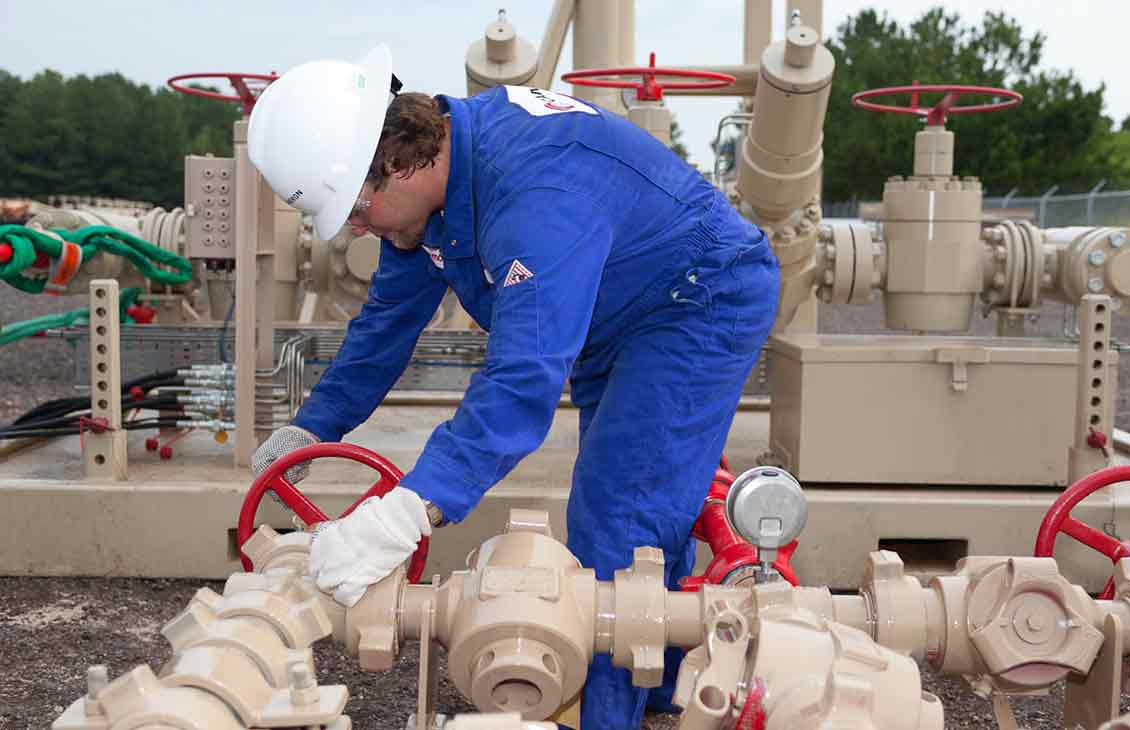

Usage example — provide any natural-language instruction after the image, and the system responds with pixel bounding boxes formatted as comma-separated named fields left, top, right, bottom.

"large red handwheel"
left=237, top=442, right=429, bottom=582
left=1034, top=465, right=1130, bottom=599
left=851, top=82, right=1022, bottom=126
left=562, top=52, right=735, bottom=102
left=167, top=72, right=279, bottom=115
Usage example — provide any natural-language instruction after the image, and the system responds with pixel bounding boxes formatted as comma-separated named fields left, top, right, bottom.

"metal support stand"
left=85, top=279, right=127, bottom=480
left=1064, top=613, right=1122, bottom=730
left=233, top=118, right=277, bottom=467
left=1069, top=294, right=1116, bottom=483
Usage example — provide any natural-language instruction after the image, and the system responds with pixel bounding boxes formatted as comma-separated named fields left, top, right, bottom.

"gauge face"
left=722, top=564, right=762, bottom=586
left=725, top=466, right=808, bottom=548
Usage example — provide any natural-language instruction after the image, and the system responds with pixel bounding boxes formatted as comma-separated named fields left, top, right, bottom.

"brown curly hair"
left=370, top=92, right=448, bottom=186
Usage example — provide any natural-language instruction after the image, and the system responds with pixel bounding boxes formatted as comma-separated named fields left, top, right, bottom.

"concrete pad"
left=3, top=400, right=1129, bottom=593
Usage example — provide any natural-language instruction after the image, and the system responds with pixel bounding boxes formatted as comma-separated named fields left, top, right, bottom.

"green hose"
left=0, top=287, right=142, bottom=346
left=0, top=224, right=192, bottom=294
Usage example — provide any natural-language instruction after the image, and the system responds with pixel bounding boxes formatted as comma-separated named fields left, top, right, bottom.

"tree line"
left=0, top=70, right=239, bottom=210
left=2, top=7, right=1128, bottom=208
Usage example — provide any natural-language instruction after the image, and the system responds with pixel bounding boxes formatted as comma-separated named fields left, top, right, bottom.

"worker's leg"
left=567, top=247, right=778, bottom=730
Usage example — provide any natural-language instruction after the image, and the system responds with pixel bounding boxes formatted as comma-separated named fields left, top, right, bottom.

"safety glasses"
left=348, top=73, right=403, bottom=225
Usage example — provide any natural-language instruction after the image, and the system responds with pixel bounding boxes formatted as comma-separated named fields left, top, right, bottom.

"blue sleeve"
left=399, top=188, right=612, bottom=522
left=292, top=239, right=446, bottom=442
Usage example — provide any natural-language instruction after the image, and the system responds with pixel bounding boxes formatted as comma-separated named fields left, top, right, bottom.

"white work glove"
left=308, top=487, right=432, bottom=607
left=252, top=425, right=320, bottom=484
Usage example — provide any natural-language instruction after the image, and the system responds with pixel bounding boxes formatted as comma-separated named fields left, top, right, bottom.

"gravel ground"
left=0, top=287, right=87, bottom=425
left=4, top=284, right=1130, bottom=728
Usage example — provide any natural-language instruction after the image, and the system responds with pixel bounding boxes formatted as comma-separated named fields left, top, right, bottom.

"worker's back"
left=454, top=85, right=767, bottom=345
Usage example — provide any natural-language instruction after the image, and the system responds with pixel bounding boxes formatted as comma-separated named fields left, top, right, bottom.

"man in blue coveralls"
left=249, top=45, right=778, bottom=729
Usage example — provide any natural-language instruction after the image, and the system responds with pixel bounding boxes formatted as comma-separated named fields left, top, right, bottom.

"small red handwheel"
left=167, top=72, right=279, bottom=115
left=851, top=82, right=1022, bottom=126
left=1034, top=465, right=1130, bottom=599
left=237, top=442, right=429, bottom=582
left=562, top=52, right=735, bottom=102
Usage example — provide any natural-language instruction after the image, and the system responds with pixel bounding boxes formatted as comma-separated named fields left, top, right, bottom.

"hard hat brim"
left=312, top=44, right=393, bottom=240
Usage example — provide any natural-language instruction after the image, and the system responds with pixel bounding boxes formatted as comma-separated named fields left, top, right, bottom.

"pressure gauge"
left=724, top=466, right=808, bottom=581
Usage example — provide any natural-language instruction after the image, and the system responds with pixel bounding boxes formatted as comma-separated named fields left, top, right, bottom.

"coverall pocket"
left=488, top=278, right=541, bottom=356
left=726, top=248, right=778, bottom=356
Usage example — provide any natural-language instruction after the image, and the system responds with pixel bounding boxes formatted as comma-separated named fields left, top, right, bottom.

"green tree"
left=0, top=71, right=239, bottom=208
left=670, top=115, right=689, bottom=160
left=822, top=8, right=1125, bottom=200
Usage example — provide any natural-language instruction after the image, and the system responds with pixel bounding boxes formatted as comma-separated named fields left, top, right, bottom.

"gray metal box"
left=184, top=155, right=236, bottom=259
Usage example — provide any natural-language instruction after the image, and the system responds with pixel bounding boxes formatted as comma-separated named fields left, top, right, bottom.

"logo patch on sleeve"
left=503, top=259, right=534, bottom=287
left=505, top=86, right=597, bottom=117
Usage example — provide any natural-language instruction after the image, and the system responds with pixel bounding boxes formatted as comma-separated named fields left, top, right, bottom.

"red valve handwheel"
left=561, top=52, right=735, bottom=102
left=167, top=72, right=280, bottom=115
left=851, top=82, right=1022, bottom=126
left=1034, top=465, right=1130, bottom=600
left=237, top=442, right=429, bottom=582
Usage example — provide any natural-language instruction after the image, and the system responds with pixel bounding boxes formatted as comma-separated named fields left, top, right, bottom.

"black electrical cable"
left=10, top=392, right=181, bottom=428
left=2, top=395, right=183, bottom=433
left=0, top=418, right=186, bottom=441
left=8, top=370, right=185, bottom=427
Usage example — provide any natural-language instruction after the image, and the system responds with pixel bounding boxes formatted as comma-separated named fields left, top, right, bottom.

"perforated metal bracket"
left=85, top=280, right=126, bottom=480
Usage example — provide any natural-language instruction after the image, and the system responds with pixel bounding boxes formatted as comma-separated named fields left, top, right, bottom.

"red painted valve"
left=0, top=242, right=13, bottom=264
left=1034, top=465, right=1130, bottom=599
left=680, top=465, right=799, bottom=591
left=852, top=82, right=1022, bottom=126
left=236, top=442, right=429, bottom=582
left=125, top=304, right=157, bottom=325
left=167, top=72, right=279, bottom=115
left=562, top=52, right=735, bottom=102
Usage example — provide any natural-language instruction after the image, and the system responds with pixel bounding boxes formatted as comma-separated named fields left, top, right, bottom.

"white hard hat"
left=249, top=45, right=393, bottom=240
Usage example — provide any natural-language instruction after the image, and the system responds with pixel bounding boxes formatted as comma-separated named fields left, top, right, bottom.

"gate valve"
left=0, top=242, right=12, bottom=264
left=237, top=442, right=429, bottom=583
left=167, top=72, right=280, bottom=115
left=680, top=466, right=800, bottom=590
left=851, top=81, right=1022, bottom=126
left=562, top=52, right=735, bottom=102
left=1035, top=464, right=1130, bottom=599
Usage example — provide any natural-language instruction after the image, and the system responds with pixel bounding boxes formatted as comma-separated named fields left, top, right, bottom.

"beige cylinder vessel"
left=466, top=10, right=538, bottom=95
left=737, top=23, right=834, bottom=221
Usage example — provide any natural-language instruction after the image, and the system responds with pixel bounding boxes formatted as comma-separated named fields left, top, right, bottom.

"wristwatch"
left=423, top=499, right=446, bottom=528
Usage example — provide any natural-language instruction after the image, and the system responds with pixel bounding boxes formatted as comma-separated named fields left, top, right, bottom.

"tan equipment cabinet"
left=769, top=333, right=1117, bottom=485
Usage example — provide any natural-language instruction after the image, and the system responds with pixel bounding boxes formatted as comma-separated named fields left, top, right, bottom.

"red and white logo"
left=503, top=259, right=534, bottom=288
left=505, top=86, right=597, bottom=117
left=422, top=245, right=444, bottom=269
left=531, top=87, right=573, bottom=110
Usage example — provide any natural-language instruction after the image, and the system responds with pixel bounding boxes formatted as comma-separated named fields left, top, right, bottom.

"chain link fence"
left=822, top=186, right=1130, bottom=227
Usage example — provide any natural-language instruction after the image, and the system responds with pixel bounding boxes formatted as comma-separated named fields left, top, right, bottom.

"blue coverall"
left=292, top=85, right=779, bottom=729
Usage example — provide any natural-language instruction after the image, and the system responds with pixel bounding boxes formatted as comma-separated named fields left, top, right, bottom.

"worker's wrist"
left=422, top=498, right=446, bottom=528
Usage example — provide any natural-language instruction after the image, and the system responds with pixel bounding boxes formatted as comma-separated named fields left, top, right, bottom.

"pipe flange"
left=612, top=546, right=668, bottom=687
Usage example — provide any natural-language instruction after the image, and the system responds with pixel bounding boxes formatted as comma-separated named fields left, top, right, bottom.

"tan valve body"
left=447, top=529, right=596, bottom=718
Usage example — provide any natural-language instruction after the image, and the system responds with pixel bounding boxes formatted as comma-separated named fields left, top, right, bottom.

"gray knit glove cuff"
left=252, top=425, right=320, bottom=484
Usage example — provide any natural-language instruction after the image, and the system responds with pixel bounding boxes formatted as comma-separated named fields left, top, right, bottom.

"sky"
left=3, top=1, right=1128, bottom=169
